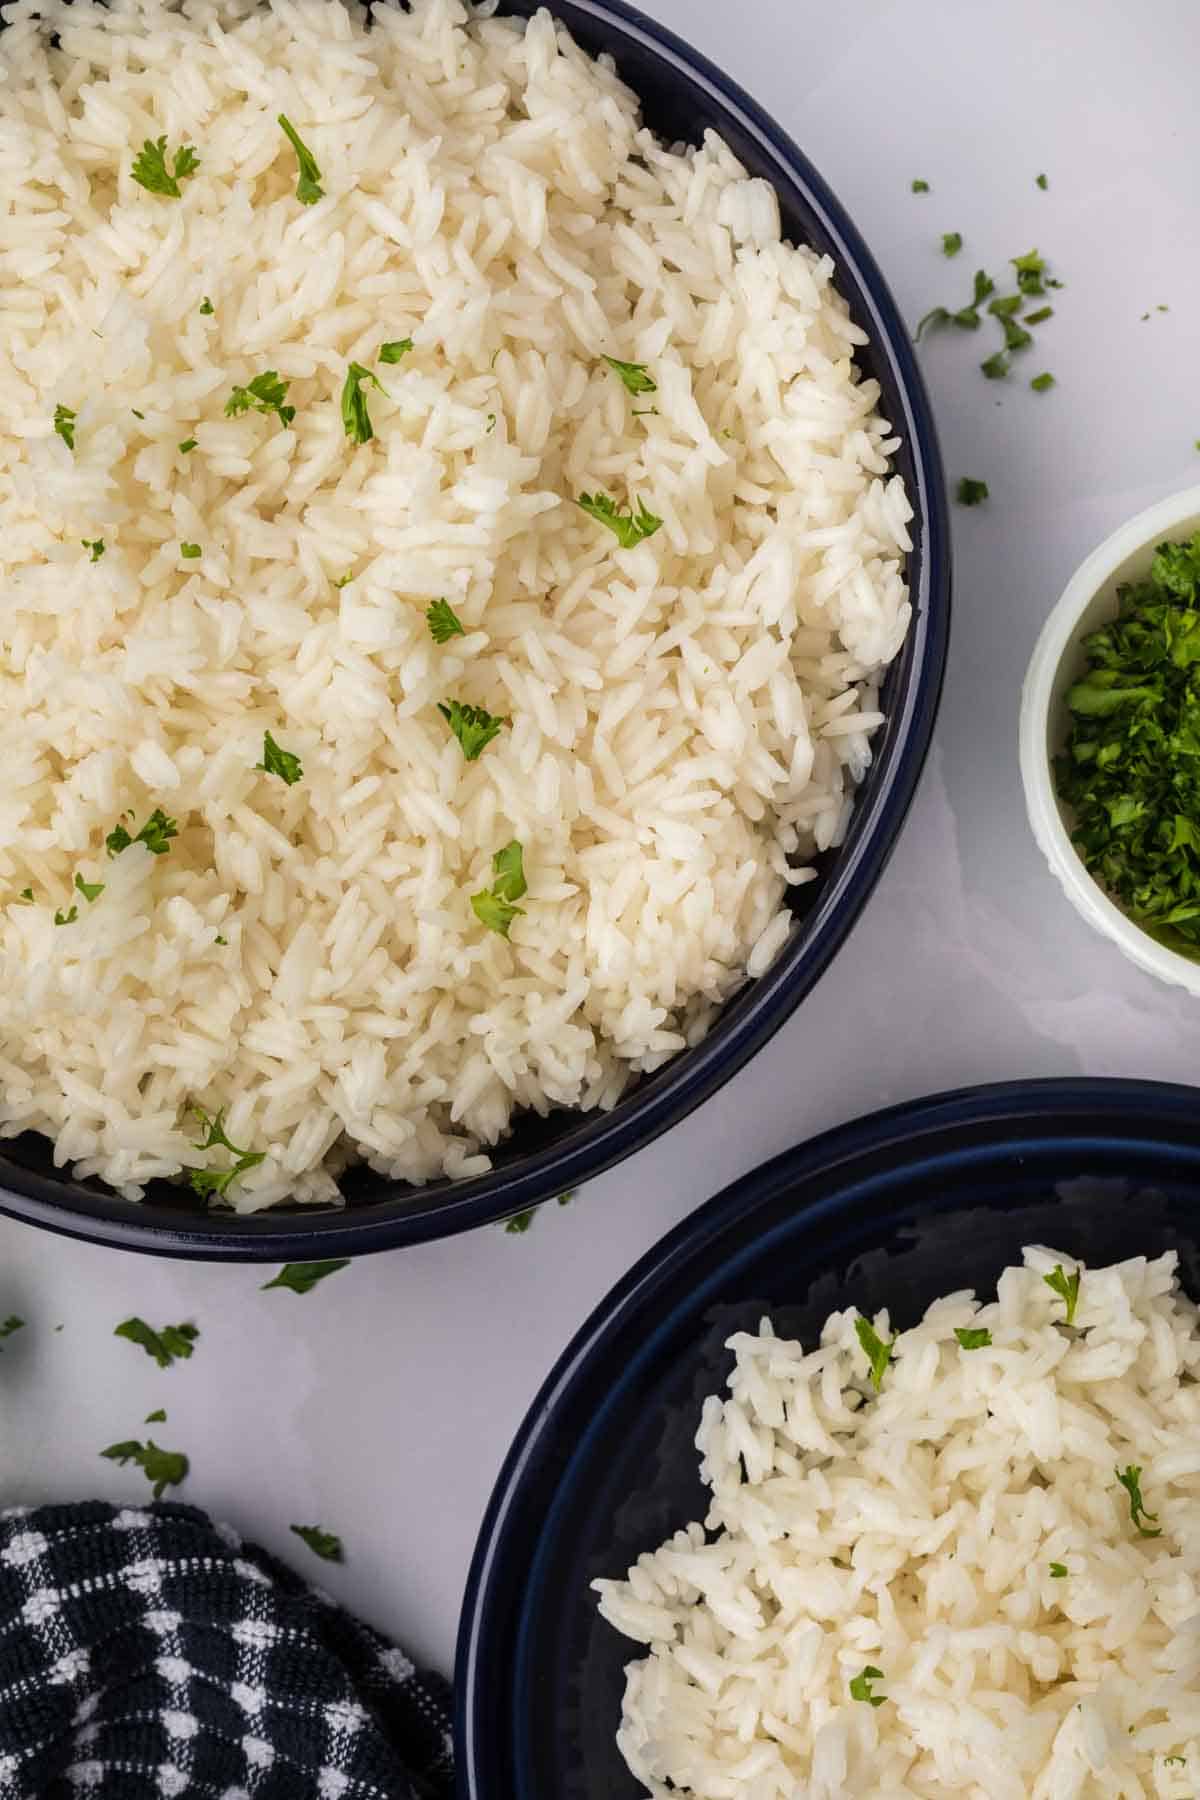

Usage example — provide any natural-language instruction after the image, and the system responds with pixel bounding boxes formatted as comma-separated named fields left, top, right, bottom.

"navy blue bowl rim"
left=454, top=1074, right=1200, bottom=1793
left=0, top=0, right=950, bottom=1260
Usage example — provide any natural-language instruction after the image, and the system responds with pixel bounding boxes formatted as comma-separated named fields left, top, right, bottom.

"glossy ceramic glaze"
left=456, top=1078, right=1200, bottom=1797
left=0, top=0, right=949, bottom=1256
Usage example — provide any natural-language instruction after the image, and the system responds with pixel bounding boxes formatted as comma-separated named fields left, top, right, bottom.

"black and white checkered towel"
left=0, top=1501, right=454, bottom=1800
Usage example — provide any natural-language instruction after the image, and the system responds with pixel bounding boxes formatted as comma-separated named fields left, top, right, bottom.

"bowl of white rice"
left=0, top=0, right=948, bottom=1254
left=457, top=1078, right=1200, bottom=1798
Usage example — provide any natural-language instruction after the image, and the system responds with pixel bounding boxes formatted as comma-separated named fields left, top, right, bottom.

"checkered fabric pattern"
left=0, top=1502, right=454, bottom=1800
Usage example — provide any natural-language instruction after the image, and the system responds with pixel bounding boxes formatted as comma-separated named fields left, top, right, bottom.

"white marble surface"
left=3, top=0, right=1200, bottom=1683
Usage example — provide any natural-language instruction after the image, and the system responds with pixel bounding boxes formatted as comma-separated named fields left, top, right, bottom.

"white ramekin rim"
left=1019, top=483, right=1200, bottom=996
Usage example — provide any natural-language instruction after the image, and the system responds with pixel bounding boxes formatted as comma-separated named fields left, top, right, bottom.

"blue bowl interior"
left=0, top=0, right=947, bottom=1255
left=456, top=1079, right=1200, bottom=1798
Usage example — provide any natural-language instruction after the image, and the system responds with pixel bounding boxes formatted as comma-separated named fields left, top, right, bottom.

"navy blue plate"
left=456, top=1079, right=1200, bottom=1797
left=0, top=0, right=948, bottom=1256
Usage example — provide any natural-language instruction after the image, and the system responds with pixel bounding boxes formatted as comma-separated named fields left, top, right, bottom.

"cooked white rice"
left=594, top=1248, right=1200, bottom=1798
left=0, top=0, right=911, bottom=1206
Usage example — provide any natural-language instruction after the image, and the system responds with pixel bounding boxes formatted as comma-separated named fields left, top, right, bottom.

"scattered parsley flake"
left=471, top=838, right=527, bottom=937
left=911, top=178, right=930, bottom=193
left=225, top=371, right=295, bottom=429
left=53, top=906, right=78, bottom=927
left=955, top=1326, right=992, bottom=1348
left=199, top=297, right=214, bottom=315
left=74, top=873, right=104, bottom=903
left=17, top=888, right=33, bottom=903
left=114, top=1317, right=198, bottom=1369
left=290, top=1524, right=344, bottom=1562
left=131, top=410, right=144, bottom=421
left=145, top=1408, right=167, bottom=1424
left=854, top=1315, right=895, bottom=1392
left=602, top=355, right=657, bottom=395
left=277, top=114, right=324, bottom=205
left=1165, top=1755, right=1186, bottom=1766
left=341, top=361, right=385, bottom=444
left=505, top=1209, right=535, bottom=1234
left=1049, top=1561, right=1068, bottom=1577
left=255, top=730, right=303, bottom=786
left=438, top=698, right=508, bottom=761
left=1115, top=1464, right=1161, bottom=1538
left=849, top=1666, right=886, bottom=1707
left=101, top=1437, right=188, bottom=1499
left=106, top=808, right=178, bottom=858
left=54, top=404, right=76, bottom=450
left=486, top=413, right=496, bottom=432
left=981, top=351, right=1009, bottom=380
left=1024, top=304, right=1054, bottom=325
left=178, top=438, right=197, bottom=454
left=987, top=295, right=1024, bottom=319
left=180, top=542, right=201, bottom=559
left=577, top=489, right=662, bottom=549
left=1043, top=1263, right=1081, bottom=1325
left=1031, top=371, right=1055, bottom=392
left=188, top=1106, right=265, bottom=1201
left=1012, top=248, right=1048, bottom=296
left=956, top=477, right=989, bottom=507
left=1036, top=172, right=1049, bottom=189
left=1002, top=316, right=1033, bottom=353
left=941, top=232, right=963, bottom=258
left=378, top=339, right=413, bottom=364
left=0, top=1316, right=24, bottom=1349
left=81, top=538, right=105, bottom=562
left=214, top=934, right=227, bottom=946
left=427, top=599, right=466, bottom=644
left=131, top=136, right=200, bottom=200
left=261, top=1259, right=351, bottom=1296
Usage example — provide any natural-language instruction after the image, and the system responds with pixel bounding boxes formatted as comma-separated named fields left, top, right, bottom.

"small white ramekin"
left=1019, top=483, right=1200, bottom=995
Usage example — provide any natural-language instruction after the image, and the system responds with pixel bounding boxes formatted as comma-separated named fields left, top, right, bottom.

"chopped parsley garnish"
left=1043, top=1263, right=1081, bottom=1325
left=114, top=1317, right=198, bottom=1369
left=341, top=361, right=385, bottom=444
left=954, top=1326, right=992, bottom=1348
left=486, top=413, right=496, bottom=432
left=54, top=404, right=76, bottom=450
left=577, top=490, right=662, bottom=548
left=1031, top=371, right=1055, bottom=392
left=131, top=136, right=200, bottom=200
left=956, top=478, right=989, bottom=507
left=1024, top=305, right=1054, bottom=325
left=17, top=888, right=33, bottom=903
left=145, top=1408, right=167, bottom=1424
left=214, top=934, right=227, bottom=946
left=916, top=269, right=995, bottom=339
left=1115, top=1464, right=1161, bottom=1538
left=438, top=698, right=508, bottom=761
left=911, top=178, right=930, bottom=193
left=1012, top=248, right=1050, bottom=296
left=199, top=297, right=214, bottom=315
left=0, top=1316, right=24, bottom=1348
left=225, top=371, right=295, bottom=428
left=188, top=1106, right=265, bottom=1200
left=941, top=232, right=962, bottom=258
left=53, top=906, right=78, bottom=926
left=603, top=355, right=657, bottom=395
left=1001, top=316, right=1033, bottom=354
left=261, top=1259, right=351, bottom=1296
left=131, top=409, right=144, bottom=420
left=849, top=1666, right=886, bottom=1706
left=471, top=838, right=527, bottom=937
left=277, top=114, right=324, bottom=205
left=74, top=873, right=104, bottom=903
left=1054, top=538, right=1200, bottom=955
left=101, top=1437, right=188, bottom=1499
left=854, top=1315, right=895, bottom=1391
left=379, top=339, right=413, bottom=364
left=81, top=538, right=105, bottom=561
left=981, top=351, right=1009, bottom=380
left=987, top=295, right=1023, bottom=319
left=427, top=599, right=466, bottom=644
left=505, top=1209, right=535, bottom=1234
left=1036, top=173, right=1049, bottom=190
left=106, top=808, right=178, bottom=858
left=178, top=438, right=197, bottom=454
left=290, top=1524, right=344, bottom=1562
left=1165, top=1755, right=1186, bottom=1766
left=1049, top=1561, right=1068, bottom=1577
left=180, top=542, right=201, bottom=559
left=255, top=730, right=303, bottom=785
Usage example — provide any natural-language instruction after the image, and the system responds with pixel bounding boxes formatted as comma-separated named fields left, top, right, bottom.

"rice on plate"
left=0, top=0, right=912, bottom=1208
left=594, top=1248, right=1200, bottom=1798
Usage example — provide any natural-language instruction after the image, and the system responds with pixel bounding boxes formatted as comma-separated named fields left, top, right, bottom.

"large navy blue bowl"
left=0, top=0, right=948, bottom=1258
left=456, top=1078, right=1200, bottom=1797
